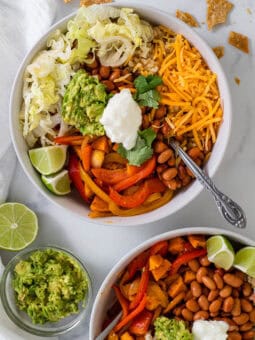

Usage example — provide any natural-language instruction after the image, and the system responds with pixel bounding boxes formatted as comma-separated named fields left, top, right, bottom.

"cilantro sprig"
left=117, top=128, right=156, bottom=166
left=134, top=75, right=163, bottom=108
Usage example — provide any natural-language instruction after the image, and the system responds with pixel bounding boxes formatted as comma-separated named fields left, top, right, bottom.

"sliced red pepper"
left=146, top=178, right=166, bottom=193
left=113, top=156, right=156, bottom=192
left=91, top=168, right=128, bottom=185
left=54, top=135, right=84, bottom=145
left=170, top=248, right=207, bottom=274
left=68, top=152, right=90, bottom=202
left=113, top=295, right=147, bottom=333
left=183, top=242, right=195, bottom=253
left=130, top=267, right=150, bottom=310
left=129, top=309, right=153, bottom=336
left=150, top=241, right=169, bottom=256
left=113, top=285, right=129, bottom=319
left=126, top=251, right=150, bottom=282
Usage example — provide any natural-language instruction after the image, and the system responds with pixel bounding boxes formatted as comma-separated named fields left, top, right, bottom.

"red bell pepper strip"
left=91, top=168, right=129, bottom=185
left=126, top=251, right=150, bottom=282
left=170, top=248, right=207, bottom=274
left=109, top=177, right=165, bottom=209
left=150, top=241, right=169, bottom=256
left=113, top=295, right=147, bottom=333
left=68, top=152, right=89, bottom=202
left=183, top=242, right=195, bottom=253
left=54, top=135, right=84, bottom=145
left=113, top=156, right=156, bottom=192
left=113, top=285, right=129, bottom=319
left=129, top=309, right=153, bottom=335
left=130, top=267, right=150, bottom=310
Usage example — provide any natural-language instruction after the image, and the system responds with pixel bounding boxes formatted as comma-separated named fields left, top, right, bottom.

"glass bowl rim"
left=0, top=245, right=93, bottom=337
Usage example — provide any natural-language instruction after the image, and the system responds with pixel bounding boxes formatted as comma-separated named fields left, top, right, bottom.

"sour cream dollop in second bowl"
left=100, top=89, right=142, bottom=150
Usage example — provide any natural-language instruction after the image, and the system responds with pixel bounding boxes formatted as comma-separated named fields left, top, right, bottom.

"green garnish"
left=12, top=249, right=88, bottom=324
left=117, top=128, right=156, bottom=166
left=154, top=316, right=193, bottom=340
left=134, top=74, right=162, bottom=108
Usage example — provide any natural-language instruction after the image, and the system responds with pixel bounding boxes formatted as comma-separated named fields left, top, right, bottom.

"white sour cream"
left=100, top=89, right=142, bottom=150
left=192, top=320, right=229, bottom=340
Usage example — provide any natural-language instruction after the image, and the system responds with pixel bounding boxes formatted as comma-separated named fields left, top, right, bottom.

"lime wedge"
left=206, top=235, right=235, bottom=270
left=0, top=203, right=38, bottom=251
left=42, top=170, right=71, bottom=195
left=29, top=146, right=67, bottom=175
left=234, top=247, right=255, bottom=278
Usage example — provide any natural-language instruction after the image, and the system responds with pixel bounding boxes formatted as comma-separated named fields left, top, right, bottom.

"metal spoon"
left=169, top=140, right=246, bottom=229
left=95, top=312, right=122, bottom=340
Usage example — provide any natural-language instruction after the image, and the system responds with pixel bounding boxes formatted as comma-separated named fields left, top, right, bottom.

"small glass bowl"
left=0, top=246, right=92, bottom=337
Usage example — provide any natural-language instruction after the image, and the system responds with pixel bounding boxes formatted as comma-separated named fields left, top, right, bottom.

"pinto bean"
left=191, top=281, right=202, bottom=298
left=209, top=299, right=222, bottom=313
left=162, top=168, right=178, bottom=181
left=181, top=308, right=193, bottom=321
left=228, top=332, right=242, bottom=340
left=241, top=299, right=253, bottom=313
left=239, top=322, right=253, bottom=332
left=195, top=267, right=208, bottom=283
left=193, top=311, right=209, bottom=321
left=220, top=285, right=232, bottom=298
left=154, top=141, right=168, bottom=153
left=161, top=121, right=171, bottom=137
left=202, top=276, right=216, bottom=290
left=249, top=308, right=255, bottom=322
left=109, top=69, right=121, bottom=81
left=232, top=298, right=241, bottom=317
left=223, top=296, right=234, bottom=313
left=208, top=289, right=219, bottom=302
left=186, top=299, right=200, bottom=313
left=233, top=313, right=249, bottom=325
left=155, top=106, right=167, bottom=119
left=157, top=149, right=173, bottom=164
left=223, top=274, right=243, bottom=288
left=188, top=147, right=203, bottom=160
left=198, top=295, right=209, bottom=311
left=243, top=282, right=252, bottom=297
left=213, top=273, right=224, bottom=289
left=101, top=80, right=115, bottom=91
left=99, top=66, right=110, bottom=79
left=188, top=259, right=200, bottom=272
left=242, top=330, right=255, bottom=339
left=199, top=256, right=210, bottom=267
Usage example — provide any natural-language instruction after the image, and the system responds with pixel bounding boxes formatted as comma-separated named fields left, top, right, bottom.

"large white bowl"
left=89, top=227, right=255, bottom=339
left=10, top=2, right=232, bottom=226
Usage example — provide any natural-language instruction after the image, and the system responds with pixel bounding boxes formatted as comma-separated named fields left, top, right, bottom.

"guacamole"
left=62, top=69, right=108, bottom=136
left=12, top=249, right=88, bottom=324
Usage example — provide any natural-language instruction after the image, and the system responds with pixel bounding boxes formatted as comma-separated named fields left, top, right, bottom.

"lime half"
left=29, top=146, right=67, bottom=175
left=234, top=247, right=255, bottom=278
left=0, top=203, right=38, bottom=251
left=206, top=235, right=235, bottom=270
left=42, top=170, right=71, bottom=195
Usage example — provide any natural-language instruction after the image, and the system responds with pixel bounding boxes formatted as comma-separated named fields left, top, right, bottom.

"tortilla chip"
left=228, top=31, right=249, bottom=53
left=234, top=77, right=240, bottom=85
left=212, top=46, right=225, bottom=59
left=206, top=0, right=233, bottom=30
left=176, top=10, right=199, bottom=27
left=80, top=0, right=112, bottom=6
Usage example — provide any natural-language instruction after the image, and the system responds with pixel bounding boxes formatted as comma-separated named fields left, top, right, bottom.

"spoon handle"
left=170, top=141, right=246, bottom=228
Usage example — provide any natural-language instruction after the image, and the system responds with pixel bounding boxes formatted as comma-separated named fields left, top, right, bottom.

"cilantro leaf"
left=134, top=75, right=162, bottom=94
left=136, top=90, right=160, bottom=108
left=117, top=128, right=156, bottom=166
left=134, top=75, right=162, bottom=108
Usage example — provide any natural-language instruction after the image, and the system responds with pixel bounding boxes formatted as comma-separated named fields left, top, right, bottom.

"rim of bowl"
left=89, top=226, right=254, bottom=339
left=9, top=2, right=232, bottom=227
left=0, top=245, right=92, bottom=337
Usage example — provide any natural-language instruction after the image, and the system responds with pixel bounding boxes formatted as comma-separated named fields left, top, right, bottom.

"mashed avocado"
left=12, top=249, right=88, bottom=324
left=154, top=317, right=193, bottom=340
left=62, top=69, right=108, bottom=136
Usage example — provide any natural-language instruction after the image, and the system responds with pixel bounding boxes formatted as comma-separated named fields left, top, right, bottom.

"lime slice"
left=0, top=203, right=38, bottom=251
left=29, top=146, right=67, bottom=175
left=42, top=170, right=71, bottom=195
left=206, top=235, right=235, bottom=270
left=234, top=247, right=255, bottom=278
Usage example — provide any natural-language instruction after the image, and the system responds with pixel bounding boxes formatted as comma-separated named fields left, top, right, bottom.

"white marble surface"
left=1, top=0, right=255, bottom=339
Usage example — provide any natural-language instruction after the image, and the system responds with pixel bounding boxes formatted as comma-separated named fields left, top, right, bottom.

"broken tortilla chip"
left=234, top=77, right=240, bottom=85
left=80, top=0, right=112, bottom=5
left=212, top=46, right=225, bottom=59
left=206, top=0, right=233, bottom=30
left=176, top=10, right=199, bottom=27
left=228, top=31, right=249, bottom=53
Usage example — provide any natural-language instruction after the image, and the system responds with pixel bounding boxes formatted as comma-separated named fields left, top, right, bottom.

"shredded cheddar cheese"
left=156, top=33, right=223, bottom=150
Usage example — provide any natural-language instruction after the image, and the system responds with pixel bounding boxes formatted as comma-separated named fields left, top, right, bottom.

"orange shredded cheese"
left=157, top=33, right=223, bottom=150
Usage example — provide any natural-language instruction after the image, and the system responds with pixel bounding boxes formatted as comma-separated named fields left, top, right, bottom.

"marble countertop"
left=1, top=0, right=255, bottom=339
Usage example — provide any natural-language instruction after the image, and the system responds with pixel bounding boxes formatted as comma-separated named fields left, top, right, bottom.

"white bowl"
left=89, top=227, right=255, bottom=339
left=10, top=2, right=232, bottom=226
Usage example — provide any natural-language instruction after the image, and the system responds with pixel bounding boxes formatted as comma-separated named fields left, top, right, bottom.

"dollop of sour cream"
left=192, top=320, right=229, bottom=340
left=100, top=89, right=142, bottom=150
